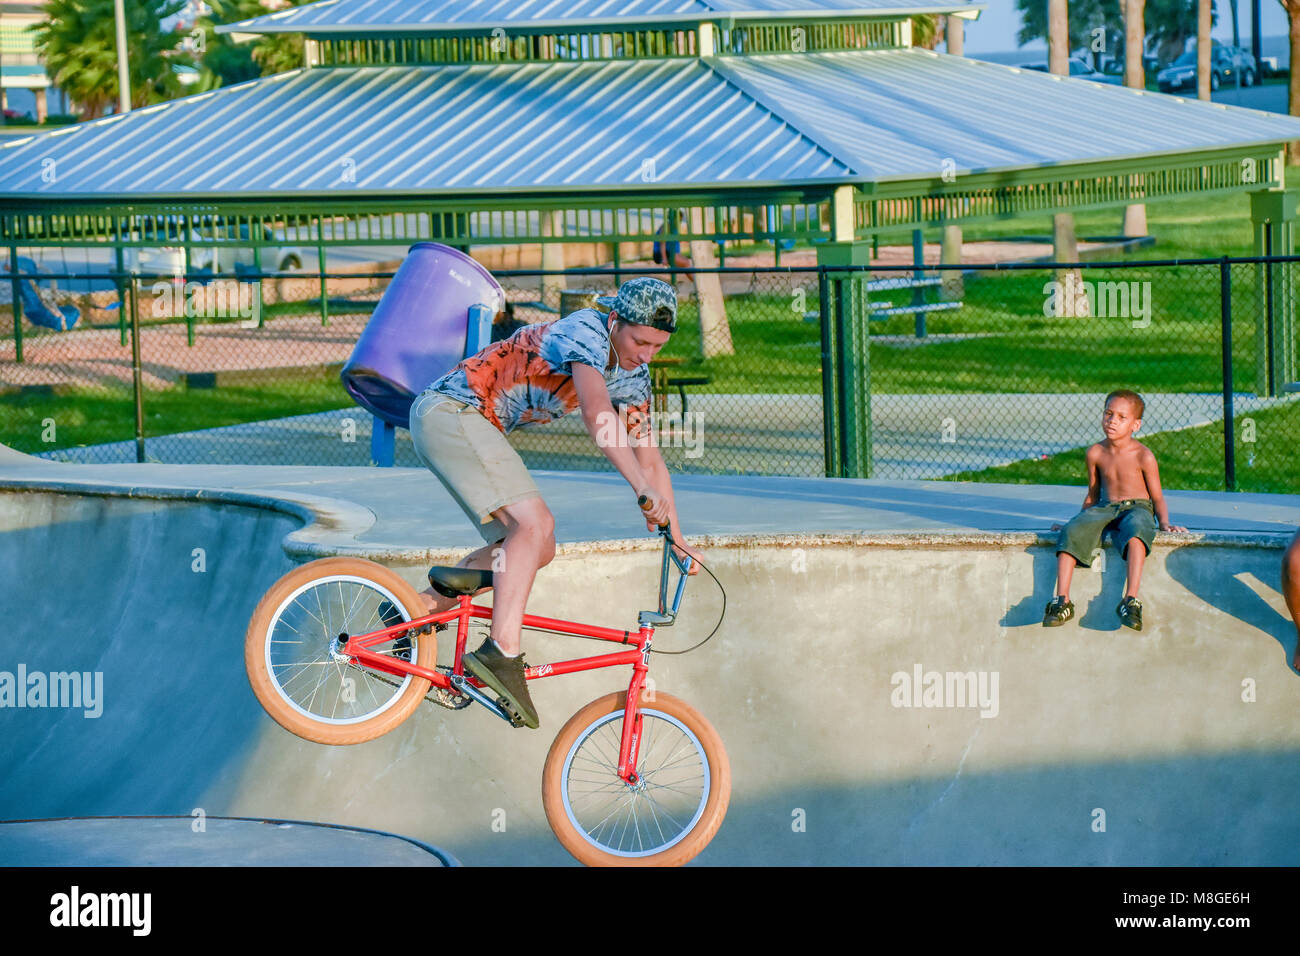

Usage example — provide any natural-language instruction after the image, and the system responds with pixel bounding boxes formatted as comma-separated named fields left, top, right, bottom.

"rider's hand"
left=672, top=541, right=704, bottom=576
left=639, top=489, right=671, bottom=528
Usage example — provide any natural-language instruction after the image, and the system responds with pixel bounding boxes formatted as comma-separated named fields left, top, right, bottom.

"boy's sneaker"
left=1042, top=596, right=1075, bottom=627
left=1117, top=596, right=1143, bottom=631
left=462, top=638, right=540, bottom=729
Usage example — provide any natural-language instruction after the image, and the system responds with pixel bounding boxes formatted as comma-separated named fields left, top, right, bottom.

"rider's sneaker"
left=1042, top=596, right=1075, bottom=627
left=462, top=638, right=540, bottom=729
left=1117, top=596, right=1143, bottom=631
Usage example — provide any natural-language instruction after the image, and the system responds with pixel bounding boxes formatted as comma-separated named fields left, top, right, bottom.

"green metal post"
left=7, top=245, right=23, bottom=364
left=252, top=242, right=265, bottom=328
left=817, top=267, right=839, bottom=476
left=817, top=241, right=873, bottom=478
left=129, top=278, right=145, bottom=463
left=318, top=242, right=329, bottom=326
left=1249, top=189, right=1298, bottom=395
left=183, top=243, right=194, bottom=347
left=114, top=242, right=128, bottom=347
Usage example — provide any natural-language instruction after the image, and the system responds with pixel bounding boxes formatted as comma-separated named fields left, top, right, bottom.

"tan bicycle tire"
left=245, top=557, right=436, bottom=746
left=541, top=691, right=730, bottom=866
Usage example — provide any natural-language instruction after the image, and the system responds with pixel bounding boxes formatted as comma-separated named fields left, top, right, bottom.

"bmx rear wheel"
left=542, top=691, right=730, bottom=866
left=245, top=557, right=436, bottom=745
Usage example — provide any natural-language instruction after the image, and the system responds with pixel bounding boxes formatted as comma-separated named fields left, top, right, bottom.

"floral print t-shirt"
left=427, top=308, right=652, bottom=437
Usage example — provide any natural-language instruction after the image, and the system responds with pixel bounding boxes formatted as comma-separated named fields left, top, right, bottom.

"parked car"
left=125, top=217, right=306, bottom=278
left=1157, top=45, right=1257, bottom=92
left=1018, top=57, right=1122, bottom=84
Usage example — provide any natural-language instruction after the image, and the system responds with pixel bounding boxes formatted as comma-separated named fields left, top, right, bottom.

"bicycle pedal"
left=496, top=696, right=526, bottom=728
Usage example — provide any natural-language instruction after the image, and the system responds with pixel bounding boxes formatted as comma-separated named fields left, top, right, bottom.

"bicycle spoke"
left=562, top=710, right=711, bottom=858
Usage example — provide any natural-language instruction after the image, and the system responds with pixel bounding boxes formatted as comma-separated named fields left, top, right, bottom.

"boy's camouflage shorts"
left=1057, top=499, right=1157, bottom=566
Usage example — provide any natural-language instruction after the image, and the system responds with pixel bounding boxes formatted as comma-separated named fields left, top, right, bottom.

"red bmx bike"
left=244, top=508, right=729, bottom=867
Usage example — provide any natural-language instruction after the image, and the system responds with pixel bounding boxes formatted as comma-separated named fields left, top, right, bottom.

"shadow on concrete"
left=1165, top=544, right=1297, bottom=673
left=1001, top=543, right=1127, bottom=632
left=443, top=748, right=1300, bottom=866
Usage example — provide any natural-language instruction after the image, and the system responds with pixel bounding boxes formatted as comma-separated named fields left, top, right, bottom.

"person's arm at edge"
left=1082, top=444, right=1102, bottom=509
left=1141, top=445, right=1188, bottom=532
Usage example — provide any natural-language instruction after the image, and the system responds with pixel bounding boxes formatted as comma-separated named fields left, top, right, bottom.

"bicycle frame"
left=340, top=527, right=694, bottom=784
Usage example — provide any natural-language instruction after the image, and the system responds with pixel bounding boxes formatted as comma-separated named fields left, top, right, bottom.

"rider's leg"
left=416, top=537, right=508, bottom=616
left=487, top=497, right=556, bottom=656
left=415, top=509, right=558, bottom=620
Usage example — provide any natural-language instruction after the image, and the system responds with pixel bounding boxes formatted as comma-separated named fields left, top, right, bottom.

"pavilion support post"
left=540, top=209, right=566, bottom=311
left=817, top=240, right=873, bottom=479
left=1249, top=188, right=1298, bottom=395
left=945, top=15, right=964, bottom=55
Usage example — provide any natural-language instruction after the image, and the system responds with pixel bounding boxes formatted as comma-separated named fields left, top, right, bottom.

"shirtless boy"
left=1043, top=390, right=1187, bottom=631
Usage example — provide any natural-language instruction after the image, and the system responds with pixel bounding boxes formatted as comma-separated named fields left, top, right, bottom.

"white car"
left=125, top=219, right=306, bottom=278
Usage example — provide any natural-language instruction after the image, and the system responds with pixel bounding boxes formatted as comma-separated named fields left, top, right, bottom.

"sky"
left=961, top=0, right=1292, bottom=54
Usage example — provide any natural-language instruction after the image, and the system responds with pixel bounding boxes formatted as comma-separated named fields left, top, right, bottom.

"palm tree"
left=30, top=0, right=189, bottom=120
left=1124, top=0, right=1148, bottom=237
left=1282, top=1, right=1300, bottom=163
left=192, top=0, right=309, bottom=91
left=1049, top=0, right=1090, bottom=315
left=1197, top=0, right=1212, bottom=99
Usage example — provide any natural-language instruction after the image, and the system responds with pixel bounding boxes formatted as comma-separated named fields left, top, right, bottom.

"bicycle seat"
left=428, top=566, right=495, bottom=597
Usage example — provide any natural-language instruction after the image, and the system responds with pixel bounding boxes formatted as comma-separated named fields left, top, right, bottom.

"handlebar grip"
left=637, top=494, right=670, bottom=533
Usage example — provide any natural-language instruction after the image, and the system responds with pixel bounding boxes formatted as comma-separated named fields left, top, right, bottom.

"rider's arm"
left=634, top=440, right=679, bottom=531
left=572, top=363, right=670, bottom=525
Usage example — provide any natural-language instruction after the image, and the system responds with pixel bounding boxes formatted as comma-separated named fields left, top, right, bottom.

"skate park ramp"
left=0, top=817, right=455, bottom=866
left=1, top=484, right=1297, bottom=866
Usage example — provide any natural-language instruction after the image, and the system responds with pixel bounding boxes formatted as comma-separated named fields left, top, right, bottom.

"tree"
left=192, top=0, right=308, bottom=91
left=911, top=14, right=942, bottom=50
left=1124, top=0, right=1148, bottom=237
left=1017, top=0, right=1122, bottom=60
left=31, top=0, right=190, bottom=120
left=1145, top=0, right=1213, bottom=65
left=1280, top=1, right=1300, bottom=163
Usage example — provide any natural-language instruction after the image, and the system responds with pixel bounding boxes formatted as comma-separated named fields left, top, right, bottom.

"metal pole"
left=114, top=240, right=128, bottom=346
left=129, top=277, right=145, bottom=463
left=318, top=241, right=329, bottom=326
left=911, top=227, right=927, bottom=337
left=8, top=246, right=23, bottom=364
left=818, top=267, right=838, bottom=477
left=1265, top=221, right=1275, bottom=395
left=1220, top=257, right=1235, bottom=491
left=113, top=0, right=131, bottom=114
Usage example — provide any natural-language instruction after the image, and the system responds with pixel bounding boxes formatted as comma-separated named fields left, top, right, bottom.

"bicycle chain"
left=346, top=622, right=474, bottom=711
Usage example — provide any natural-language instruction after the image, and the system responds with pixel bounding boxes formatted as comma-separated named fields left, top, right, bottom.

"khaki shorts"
left=409, top=391, right=541, bottom=544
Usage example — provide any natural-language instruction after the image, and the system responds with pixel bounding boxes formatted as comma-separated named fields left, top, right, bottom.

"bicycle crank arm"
left=448, top=674, right=516, bottom=725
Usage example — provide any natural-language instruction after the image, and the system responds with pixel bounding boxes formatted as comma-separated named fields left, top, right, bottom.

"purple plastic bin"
left=341, top=242, right=505, bottom=428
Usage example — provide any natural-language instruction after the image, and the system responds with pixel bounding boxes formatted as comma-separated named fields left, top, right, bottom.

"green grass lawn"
left=0, top=371, right=352, bottom=455
left=943, top=402, right=1300, bottom=494
left=3, top=179, right=1295, bottom=479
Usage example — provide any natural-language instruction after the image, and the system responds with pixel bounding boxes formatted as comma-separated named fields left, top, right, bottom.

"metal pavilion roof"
left=3, top=49, right=1298, bottom=203
left=218, top=0, right=984, bottom=36
left=716, top=49, right=1300, bottom=180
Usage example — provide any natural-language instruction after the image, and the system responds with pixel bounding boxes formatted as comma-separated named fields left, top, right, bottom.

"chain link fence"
left=2, top=257, right=1297, bottom=494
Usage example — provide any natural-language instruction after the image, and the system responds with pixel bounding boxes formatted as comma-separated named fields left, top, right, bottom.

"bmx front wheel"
left=245, top=557, right=436, bottom=746
left=542, top=691, right=730, bottom=866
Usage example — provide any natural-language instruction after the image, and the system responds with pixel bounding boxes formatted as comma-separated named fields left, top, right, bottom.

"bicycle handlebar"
left=637, top=494, right=672, bottom=540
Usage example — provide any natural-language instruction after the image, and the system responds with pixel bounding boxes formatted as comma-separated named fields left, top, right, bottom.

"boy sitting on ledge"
left=1044, top=389, right=1187, bottom=631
